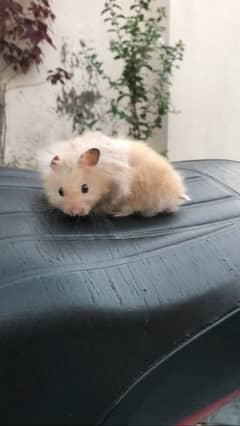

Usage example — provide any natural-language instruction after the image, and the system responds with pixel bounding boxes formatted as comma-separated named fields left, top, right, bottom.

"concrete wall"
left=4, top=0, right=167, bottom=169
left=168, top=0, right=240, bottom=161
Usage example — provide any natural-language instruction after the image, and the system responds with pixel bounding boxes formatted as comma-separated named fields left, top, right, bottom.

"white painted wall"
left=168, top=0, right=240, bottom=161
left=4, top=0, right=167, bottom=169
left=5, top=0, right=240, bottom=167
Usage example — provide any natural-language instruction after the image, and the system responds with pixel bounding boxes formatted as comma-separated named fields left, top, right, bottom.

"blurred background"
left=1, top=0, right=240, bottom=168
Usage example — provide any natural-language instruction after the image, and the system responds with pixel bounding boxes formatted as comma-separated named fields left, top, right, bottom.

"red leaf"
left=11, top=1, right=23, bottom=14
left=45, top=33, right=55, bottom=47
left=0, top=0, right=56, bottom=72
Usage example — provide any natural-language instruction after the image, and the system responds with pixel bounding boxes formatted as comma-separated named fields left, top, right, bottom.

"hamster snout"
left=64, top=206, right=88, bottom=217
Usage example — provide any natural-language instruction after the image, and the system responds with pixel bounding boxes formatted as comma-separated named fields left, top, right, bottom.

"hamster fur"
left=110, top=140, right=189, bottom=217
left=38, top=132, right=132, bottom=216
left=38, top=131, right=189, bottom=217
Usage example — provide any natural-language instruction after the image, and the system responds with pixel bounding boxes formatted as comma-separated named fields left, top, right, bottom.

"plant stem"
left=0, top=83, right=7, bottom=165
left=130, top=96, right=141, bottom=139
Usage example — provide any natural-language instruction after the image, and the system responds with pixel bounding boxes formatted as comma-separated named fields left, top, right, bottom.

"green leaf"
left=142, top=63, right=153, bottom=71
left=116, top=93, right=130, bottom=102
left=56, top=2, right=184, bottom=140
left=101, top=8, right=109, bottom=15
left=112, top=4, right=122, bottom=9
left=88, top=119, right=98, bottom=128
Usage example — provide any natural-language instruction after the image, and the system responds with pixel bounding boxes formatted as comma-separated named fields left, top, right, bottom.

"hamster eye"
left=58, top=187, right=64, bottom=197
left=81, top=184, right=89, bottom=194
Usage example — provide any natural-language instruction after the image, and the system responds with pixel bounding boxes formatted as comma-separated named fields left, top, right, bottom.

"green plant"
left=56, top=0, right=184, bottom=140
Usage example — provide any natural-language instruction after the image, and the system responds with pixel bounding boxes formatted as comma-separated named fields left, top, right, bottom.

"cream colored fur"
left=110, top=140, right=187, bottom=217
left=38, top=132, right=188, bottom=217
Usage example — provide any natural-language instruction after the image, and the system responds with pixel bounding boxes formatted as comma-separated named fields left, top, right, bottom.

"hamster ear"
left=79, top=148, right=100, bottom=167
left=50, top=155, right=61, bottom=169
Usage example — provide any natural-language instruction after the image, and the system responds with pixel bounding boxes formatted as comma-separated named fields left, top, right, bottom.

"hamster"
left=38, top=132, right=131, bottom=216
left=38, top=131, right=189, bottom=217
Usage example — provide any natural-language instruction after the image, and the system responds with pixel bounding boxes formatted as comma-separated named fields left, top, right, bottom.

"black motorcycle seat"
left=0, top=160, right=240, bottom=425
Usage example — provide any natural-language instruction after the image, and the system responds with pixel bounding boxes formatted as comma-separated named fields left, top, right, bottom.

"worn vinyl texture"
left=0, top=160, right=240, bottom=425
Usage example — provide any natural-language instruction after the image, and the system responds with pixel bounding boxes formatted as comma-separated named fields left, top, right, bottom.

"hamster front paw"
left=112, top=211, right=131, bottom=217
